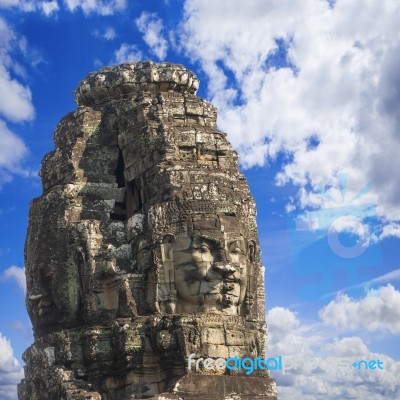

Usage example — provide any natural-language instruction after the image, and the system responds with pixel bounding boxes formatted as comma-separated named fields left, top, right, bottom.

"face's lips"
left=38, top=305, right=53, bottom=317
left=224, top=275, right=241, bottom=283
left=38, top=303, right=55, bottom=316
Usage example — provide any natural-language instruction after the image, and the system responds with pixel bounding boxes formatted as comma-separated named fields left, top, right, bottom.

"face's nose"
left=227, top=240, right=246, bottom=265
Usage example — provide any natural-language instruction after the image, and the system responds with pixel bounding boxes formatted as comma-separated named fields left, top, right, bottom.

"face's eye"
left=43, top=268, right=55, bottom=280
left=200, top=244, right=210, bottom=252
left=229, top=241, right=244, bottom=254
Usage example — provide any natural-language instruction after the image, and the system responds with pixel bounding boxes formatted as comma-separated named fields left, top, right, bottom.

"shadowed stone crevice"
left=19, top=61, right=277, bottom=400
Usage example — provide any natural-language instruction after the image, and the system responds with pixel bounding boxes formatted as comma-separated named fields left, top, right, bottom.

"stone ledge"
left=153, top=374, right=278, bottom=400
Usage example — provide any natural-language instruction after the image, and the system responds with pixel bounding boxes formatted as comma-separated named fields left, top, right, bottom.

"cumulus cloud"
left=320, top=284, right=400, bottom=334
left=176, top=0, right=400, bottom=223
left=380, top=223, right=400, bottom=240
left=0, top=334, right=24, bottom=400
left=268, top=306, right=299, bottom=340
left=40, top=0, right=59, bottom=16
left=0, top=15, right=14, bottom=47
left=1, top=0, right=126, bottom=15
left=0, top=0, right=128, bottom=15
left=0, top=19, right=35, bottom=122
left=0, top=0, right=20, bottom=7
left=0, top=18, right=33, bottom=187
left=0, top=65, right=34, bottom=122
left=136, top=12, right=168, bottom=60
left=93, top=27, right=116, bottom=41
left=64, top=0, right=126, bottom=15
left=113, top=43, right=143, bottom=64
left=324, top=336, right=369, bottom=357
left=0, top=121, right=29, bottom=187
left=267, top=304, right=400, bottom=399
left=0, top=0, right=33, bottom=11
left=1, top=265, right=26, bottom=294
left=0, top=0, right=59, bottom=15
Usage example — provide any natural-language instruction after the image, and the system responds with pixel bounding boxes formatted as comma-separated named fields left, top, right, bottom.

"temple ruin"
left=19, top=61, right=277, bottom=400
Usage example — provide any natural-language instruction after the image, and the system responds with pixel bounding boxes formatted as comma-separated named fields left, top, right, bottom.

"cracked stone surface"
left=19, top=61, right=277, bottom=400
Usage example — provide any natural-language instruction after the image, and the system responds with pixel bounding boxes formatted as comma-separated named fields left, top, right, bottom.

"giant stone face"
left=167, top=217, right=249, bottom=315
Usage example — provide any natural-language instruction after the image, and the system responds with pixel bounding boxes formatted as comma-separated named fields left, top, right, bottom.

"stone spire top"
left=74, top=61, right=200, bottom=106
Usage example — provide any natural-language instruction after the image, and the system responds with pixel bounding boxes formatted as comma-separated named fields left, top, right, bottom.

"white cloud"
left=1, top=265, right=26, bottom=294
left=380, top=223, right=400, bottom=240
left=0, top=0, right=21, bottom=8
left=17, top=36, right=45, bottom=69
left=0, top=121, right=29, bottom=187
left=0, top=65, right=34, bottom=122
left=267, top=304, right=400, bottom=399
left=320, top=284, right=400, bottom=334
left=0, top=334, right=24, bottom=400
left=0, top=0, right=19, bottom=7
left=136, top=12, right=168, bottom=60
left=0, top=17, right=15, bottom=70
left=40, top=0, right=58, bottom=16
left=64, top=0, right=126, bottom=15
left=113, top=43, right=142, bottom=64
left=0, top=18, right=35, bottom=122
left=324, top=336, right=369, bottom=357
left=0, top=0, right=59, bottom=14
left=176, top=0, right=400, bottom=223
left=1, top=0, right=127, bottom=15
left=93, top=26, right=116, bottom=41
left=0, top=18, right=33, bottom=188
left=268, top=306, right=299, bottom=339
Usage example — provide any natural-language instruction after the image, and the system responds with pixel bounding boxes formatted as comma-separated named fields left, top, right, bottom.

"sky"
left=0, top=0, right=400, bottom=399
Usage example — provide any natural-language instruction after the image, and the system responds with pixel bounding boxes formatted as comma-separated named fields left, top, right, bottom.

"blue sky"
left=1, top=1, right=400, bottom=399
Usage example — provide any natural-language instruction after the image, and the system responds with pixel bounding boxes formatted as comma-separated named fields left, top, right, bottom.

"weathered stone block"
left=201, top=328, right=225, bottom=345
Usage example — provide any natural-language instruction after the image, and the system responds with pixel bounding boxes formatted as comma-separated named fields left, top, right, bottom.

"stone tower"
left=19, top=62, right=277, bottom=400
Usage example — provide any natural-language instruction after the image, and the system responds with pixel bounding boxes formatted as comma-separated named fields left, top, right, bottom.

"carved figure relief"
left=157, top=213, right=251, bottom=316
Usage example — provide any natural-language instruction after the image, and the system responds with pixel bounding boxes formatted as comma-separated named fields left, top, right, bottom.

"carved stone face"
left=222, top=238, right=248, bottom=314
left=26, top=217, right=137, bottom=334
left=173, top=234, right=223, bottom=313
left=26, top=261, right=80, bottom=332
left=171, top=232, right=248, bottom=315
